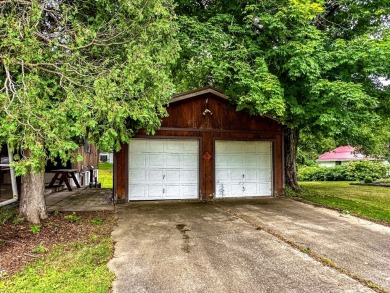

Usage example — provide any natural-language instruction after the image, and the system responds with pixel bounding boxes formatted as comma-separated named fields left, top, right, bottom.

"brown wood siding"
left=114, top=144, right=128, bottom=202
left=163, top=93, right=282, bottom=132
left=71, top=144, right=99, bottom=172
left=115, top=91, right=284, bottom=200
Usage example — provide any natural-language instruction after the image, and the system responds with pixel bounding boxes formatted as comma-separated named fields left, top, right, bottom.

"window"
left=100, top=154, right=108, bottom=162
left=0, top=144, right=18, bottom=201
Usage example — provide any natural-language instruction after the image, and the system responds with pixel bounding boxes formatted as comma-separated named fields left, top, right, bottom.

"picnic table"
left=48, top=169, right=81, bottom=191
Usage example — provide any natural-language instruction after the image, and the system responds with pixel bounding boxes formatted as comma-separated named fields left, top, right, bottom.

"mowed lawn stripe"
left=298, top=181, right=390, bottom=223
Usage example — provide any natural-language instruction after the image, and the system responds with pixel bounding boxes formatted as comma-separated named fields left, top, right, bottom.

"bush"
left=364, top=177, right=373, bottom=183
left=297, top=166, right=323, bottom=181
left=298, top=161, right=387, bottom=182
left=298, top=165, right=348, bottom=181
left=346, top=161, right=387, bottom=181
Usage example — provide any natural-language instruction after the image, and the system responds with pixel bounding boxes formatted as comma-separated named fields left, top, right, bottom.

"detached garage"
left=114, top=87, right=284, bottom=202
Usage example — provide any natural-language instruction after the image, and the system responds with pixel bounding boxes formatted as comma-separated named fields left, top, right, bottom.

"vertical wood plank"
left=200, top=132, right=214, bottom=199
left=114, top=144, right=128, bottom=202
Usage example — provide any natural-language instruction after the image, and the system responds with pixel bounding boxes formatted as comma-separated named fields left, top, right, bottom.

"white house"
left=317, top=146, right=389, bottom=167
left=99, top=152, right=114, bottom=164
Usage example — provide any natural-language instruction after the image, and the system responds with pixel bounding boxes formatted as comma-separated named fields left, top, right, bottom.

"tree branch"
left=0, top=1, right=32, bottom=5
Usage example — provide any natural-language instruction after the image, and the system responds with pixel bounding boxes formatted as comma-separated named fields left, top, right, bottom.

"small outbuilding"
left=316, top=146, right=388, bottom=167
left=114, top=87, right=285, bottom=202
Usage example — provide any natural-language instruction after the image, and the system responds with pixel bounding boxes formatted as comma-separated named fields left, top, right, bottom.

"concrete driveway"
left=108, top=198, right=390, bottom=293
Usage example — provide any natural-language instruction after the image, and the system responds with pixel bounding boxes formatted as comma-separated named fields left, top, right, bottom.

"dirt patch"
left=0, top=210, right=115, bottom=277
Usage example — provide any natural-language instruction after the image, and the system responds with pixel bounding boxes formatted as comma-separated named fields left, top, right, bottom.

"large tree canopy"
left=174, top=0, right=390, bottom=189
left=0, top=0, right=178, bottom=222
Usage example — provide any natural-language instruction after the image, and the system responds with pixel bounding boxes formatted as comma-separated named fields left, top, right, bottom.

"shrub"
left=364, top=177, right=373, bottom=183
left=324, top=165, right=349, bottom=181
left=298, top=161, right=387, bottom=182
left=297, top=166, right=323, bottom=181
left=298, top=165, right=348, bottom=181
left=346, top=161, right=387, bottom=181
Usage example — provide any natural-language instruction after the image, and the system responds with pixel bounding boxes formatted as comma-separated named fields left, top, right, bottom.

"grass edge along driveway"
left=296, top=181, right=390, bottom=224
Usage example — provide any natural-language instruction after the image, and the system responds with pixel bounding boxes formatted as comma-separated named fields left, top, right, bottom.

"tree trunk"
left=284, top=127, right=300, bottom=191
left=19, top=170, right=48, bottom=223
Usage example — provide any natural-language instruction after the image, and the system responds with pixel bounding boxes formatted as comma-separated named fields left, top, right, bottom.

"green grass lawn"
left=297, top=181, right=390, bottom=223
left=0, top=210, right=115, bottom=293
left=0, top=236, right=114, bottom=293
left=98, top=163, right=113, bottom=188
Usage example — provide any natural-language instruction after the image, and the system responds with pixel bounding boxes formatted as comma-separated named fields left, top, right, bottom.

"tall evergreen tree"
left=0, top=0, right=178, bottom=222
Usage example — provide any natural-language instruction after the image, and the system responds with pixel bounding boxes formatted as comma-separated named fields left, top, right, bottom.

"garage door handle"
left=242, top=186, right=245, bottom=192
left=242, top=174, right=245, bottom=178
left=163, top=174, right=165, bottom=179
left=163, top=188, right=165, bottom=193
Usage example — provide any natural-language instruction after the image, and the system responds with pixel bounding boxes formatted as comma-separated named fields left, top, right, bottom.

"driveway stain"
left=176, top=223, right=191, bottom=253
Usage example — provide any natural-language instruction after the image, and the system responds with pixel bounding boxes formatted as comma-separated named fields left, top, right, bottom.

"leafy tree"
left=173, top=0, right=390, bottom=190
left=297, top=134, right=336, bottom=166
left=0, top=0, right=178, bottom=223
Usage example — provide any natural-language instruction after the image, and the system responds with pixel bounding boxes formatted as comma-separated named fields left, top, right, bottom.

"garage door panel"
left=216, top=182, right=227, bottom=197
left=181, top=141, right=198, bottom=153
left=228, top=142, right=242, bottom=152
left=130, top=154, right=146, bottom=167
left=243, top=183, right=257, bottom=195
left=131, top=140, right=148, bottom=152
left=129, top=139, right=198, bottom=200
left=230, top=169, right=244, bottom=181
left=165, top=144, right=182, bottom=153
left=181, top=154, right=198, bottom=167
left=165, top=185, right=180, bottom=197
left=148, top=184, right=164, bottom=198
left=259, top=183, right=272, bottom=195
left=148, top=154, right=165, bottom=167
left=179, top=170, right=197, bottom=182
left=147, top=140, right=164, bottom=152
left=259, top=155, right=271, bottom=166
left=215, top=155, right=228, bottom=167
left=244, top=155, right=260, bottom=166
left=165, top=154, right=180, bottom=167
left=228, top=155, right=243, bottom=167
left=241, top=142, right=257, bottom=153
left=258, top=168, right=272, bottom=181
left=215, top=141, right=229, bottom=153
left=216, top=170, right=229, bottom=181
left=165, top=170, right=180, bottom=182
left=180, top=185, right=198, bottom=197
left=245, top=169, right=258, bottom=180
left=129, top=185, right=147, bottom=198
left=256, top=143, right=271, bottom=153
left=230, top=184, right=244, bottom=196
left=215, top=140, right=272, bottom=198
left=129, top=170, right=146, bottom=182
left=148, top=170, right=164, bottom=182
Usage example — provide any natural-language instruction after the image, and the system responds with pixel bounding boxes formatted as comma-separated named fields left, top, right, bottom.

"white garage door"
left=215, top=141, right=272, bottom=198
left=129, top=139, right=199, bottom=200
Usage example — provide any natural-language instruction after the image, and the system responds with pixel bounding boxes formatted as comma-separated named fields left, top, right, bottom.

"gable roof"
left=317, top=146, right=369, bottom=162
left=169, top=86, right=283, bottom=124
left=170, top=86, right=228, bottom=104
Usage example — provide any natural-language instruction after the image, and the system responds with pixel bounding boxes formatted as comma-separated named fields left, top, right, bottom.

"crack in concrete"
left=213, top=203, right=388, bottom=293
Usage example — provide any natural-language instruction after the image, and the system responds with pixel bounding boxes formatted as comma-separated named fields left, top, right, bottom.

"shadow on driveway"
left=108, top=198, right=390, bottom=293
